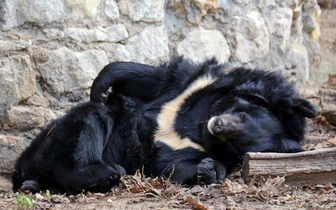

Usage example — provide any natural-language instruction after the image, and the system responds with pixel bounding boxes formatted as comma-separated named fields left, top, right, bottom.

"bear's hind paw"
left=20, top=180, right=41, bottom=194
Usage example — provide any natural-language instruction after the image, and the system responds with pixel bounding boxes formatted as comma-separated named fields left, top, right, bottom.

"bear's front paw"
left=109, top=164, right=126, bottom=180
left=197, top=157, right=227, bottom=185
left=98, top=164, right=126, bottom=185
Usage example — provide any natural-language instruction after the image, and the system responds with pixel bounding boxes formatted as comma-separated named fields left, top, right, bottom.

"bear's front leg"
left=151, top=143, right=211, bottom=185
left=197, top=157, right=227, bottom=185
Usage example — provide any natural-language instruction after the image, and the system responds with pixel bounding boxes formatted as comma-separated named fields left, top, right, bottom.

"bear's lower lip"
left=207, top=117, right=216, bottom=135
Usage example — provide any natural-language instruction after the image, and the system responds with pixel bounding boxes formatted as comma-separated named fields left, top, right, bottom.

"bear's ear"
left=279, top=138, right=303, bottom=153
left=292, top=98, right=317, bottom=119
left=235, top=92, right=270, bottom=109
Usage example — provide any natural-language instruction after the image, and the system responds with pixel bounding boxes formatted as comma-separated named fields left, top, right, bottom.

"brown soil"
left=1, top=8, right=336, bottom=210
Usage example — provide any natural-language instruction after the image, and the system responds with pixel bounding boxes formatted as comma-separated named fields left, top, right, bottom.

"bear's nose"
left=214, top=117, right=226, bottom=133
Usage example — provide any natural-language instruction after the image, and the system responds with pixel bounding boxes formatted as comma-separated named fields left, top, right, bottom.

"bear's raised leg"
left=90, top=62, right=165, bottom=103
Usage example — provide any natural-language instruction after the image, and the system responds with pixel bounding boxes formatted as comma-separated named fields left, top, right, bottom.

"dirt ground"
left=4, top=115, right=336, bottom=210
left=0, top=8, right=335, bottom=210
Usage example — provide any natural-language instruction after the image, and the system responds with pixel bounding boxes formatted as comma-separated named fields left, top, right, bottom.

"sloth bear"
left=12, top=94, right=155, bottom=194
left=91, top=57, right=317, bottom=185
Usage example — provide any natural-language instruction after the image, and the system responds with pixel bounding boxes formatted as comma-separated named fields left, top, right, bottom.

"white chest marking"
left=154, top=74, right=217, bottom=151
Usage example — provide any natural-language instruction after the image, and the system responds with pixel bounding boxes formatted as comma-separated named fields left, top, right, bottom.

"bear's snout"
left=207, top=114, right=240, bottom=136
left=213, top=117, right=225, bottom=133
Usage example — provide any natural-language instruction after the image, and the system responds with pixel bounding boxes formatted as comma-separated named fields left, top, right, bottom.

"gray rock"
left=0, top=134, right=29, bottom=174
left=263, top=6, right=292, bottom=52
left=43, top=29, right=66, bottom=40
left=38, top=47, right=109, bottom=99
left=0, top=55, right=35, bottom=119
left=282, top=43, right=310, bottom=91
left=112, top=25, right=169, bottom=64
left=64, top=25, right=128, bottom=43
left=0, top=40, right=29, bottom=51
left=2, top=0, right=68, bottom=31
left=104, top=0, right=120, bottom=20
left=184, top=0, right=218, bottom=24
left=118, top=0, right=165, bottom=22
left=303, top=15, right=318, bottom=33
left=65, top=0, right=100, bottom=20
left=319, top=88, right=336, bottom=126
left=227, top=11, right=269, bottom=64
left=176, top=27, right=230, bottom=64
left=5, top=106, right=60, bottom=130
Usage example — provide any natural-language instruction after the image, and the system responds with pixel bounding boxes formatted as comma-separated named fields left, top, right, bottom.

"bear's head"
left=205, top=93, right=316, bottom=155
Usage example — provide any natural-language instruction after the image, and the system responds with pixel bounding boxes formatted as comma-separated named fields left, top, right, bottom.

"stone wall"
left=0, top=0, right=321, bottom=175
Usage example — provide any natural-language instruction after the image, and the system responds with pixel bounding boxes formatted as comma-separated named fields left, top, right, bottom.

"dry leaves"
left=1, top=118, right=336, bottom=209
left=120, top=170, right=179, bottom=199
left=1, top=171, right=336, bottom=209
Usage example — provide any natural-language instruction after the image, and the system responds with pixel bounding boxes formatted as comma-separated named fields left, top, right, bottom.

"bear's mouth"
left=207, top=117, right=222, bottom=135
left=207, top=114, right=241, bottom=138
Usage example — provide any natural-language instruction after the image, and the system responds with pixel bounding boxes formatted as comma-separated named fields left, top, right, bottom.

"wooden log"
left=241, top=147, right=336, bottom=185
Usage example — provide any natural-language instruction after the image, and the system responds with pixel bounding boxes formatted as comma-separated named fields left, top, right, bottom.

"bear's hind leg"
left=20, top=180, right=40, bottom=193
left=54, top=162, right=126, bottom=194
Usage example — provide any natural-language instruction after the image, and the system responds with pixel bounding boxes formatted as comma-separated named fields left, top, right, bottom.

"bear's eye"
left=239, top=112, right=247, bottom=121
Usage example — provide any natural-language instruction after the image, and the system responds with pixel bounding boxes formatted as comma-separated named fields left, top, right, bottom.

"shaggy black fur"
left=90, top=57, right=317, bottom=185
left=12, top=94, right=155, bottom=194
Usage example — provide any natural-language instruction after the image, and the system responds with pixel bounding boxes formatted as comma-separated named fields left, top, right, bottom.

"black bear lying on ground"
left=13, top=57, right=317, bottom=194
left=91, top=57, right=317, bottom=185
left=12, top=94, right=155, bottom=194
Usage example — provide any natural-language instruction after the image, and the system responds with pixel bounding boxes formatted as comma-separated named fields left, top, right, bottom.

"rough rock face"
left=0, top=0, right=322, bottom=175
left=319, top=75, right=336, bottom=127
